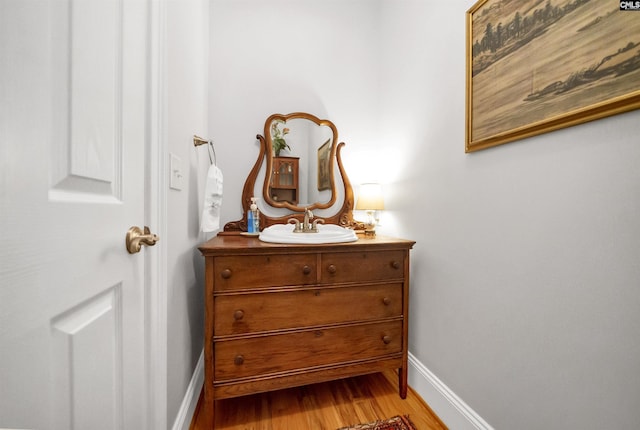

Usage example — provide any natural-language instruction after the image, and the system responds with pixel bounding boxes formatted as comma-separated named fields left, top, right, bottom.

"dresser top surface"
left=199, top=234, right=415, bottom=255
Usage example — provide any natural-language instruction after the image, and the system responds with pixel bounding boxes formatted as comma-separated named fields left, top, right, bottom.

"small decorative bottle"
left=247, top=197, right=260, bottom=233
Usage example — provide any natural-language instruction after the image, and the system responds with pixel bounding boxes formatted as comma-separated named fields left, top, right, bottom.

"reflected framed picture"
left=317, top=139, right=331, bottom=191
left=466, top=0, right=640, bottom=152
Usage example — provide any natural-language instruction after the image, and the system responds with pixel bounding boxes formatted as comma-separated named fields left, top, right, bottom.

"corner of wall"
left=408, top=353, right=494, bottom=430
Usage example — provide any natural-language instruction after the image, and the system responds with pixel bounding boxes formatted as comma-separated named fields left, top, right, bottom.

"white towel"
left=201, top=164, right=223, bottom=232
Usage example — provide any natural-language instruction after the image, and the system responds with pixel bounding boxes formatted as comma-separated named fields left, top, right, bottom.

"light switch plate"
left=170, top=153, right=183, bottom=190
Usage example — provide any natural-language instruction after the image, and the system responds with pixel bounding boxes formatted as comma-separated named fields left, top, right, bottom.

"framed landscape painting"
left=466, top=0, right=640, bottom=152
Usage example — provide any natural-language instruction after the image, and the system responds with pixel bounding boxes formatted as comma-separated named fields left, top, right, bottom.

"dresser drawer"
left=319, top=250, right=405, bottom=284
left=213, top=254, right=317, bottom=291
left=214, top=320, right=402, bottom=381
left=214, top=283, right=402, bottom=336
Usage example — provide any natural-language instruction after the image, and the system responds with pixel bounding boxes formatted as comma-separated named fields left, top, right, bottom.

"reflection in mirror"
left=266, top=117, right=335, bottom=208
left=222, top=112, right=364, bottom=233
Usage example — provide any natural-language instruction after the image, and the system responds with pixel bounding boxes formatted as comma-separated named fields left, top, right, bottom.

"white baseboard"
left=408, top=353, right=494, bottom=430
left=171, top=350, right=204, bottom=430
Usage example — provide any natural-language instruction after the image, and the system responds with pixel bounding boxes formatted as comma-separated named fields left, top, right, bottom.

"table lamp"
left=355, top=183, right=384, bottom=235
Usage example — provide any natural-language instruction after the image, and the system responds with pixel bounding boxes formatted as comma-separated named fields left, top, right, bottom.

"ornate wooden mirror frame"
left=223, top=112, right=363, bottom=233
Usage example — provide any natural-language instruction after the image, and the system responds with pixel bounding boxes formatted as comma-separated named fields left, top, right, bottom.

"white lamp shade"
left=356, top=183, right=384, bottom=210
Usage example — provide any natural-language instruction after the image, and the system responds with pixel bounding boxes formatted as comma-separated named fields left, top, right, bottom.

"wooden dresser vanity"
left=198, top=112, right=415, bottom=427
left=199, top=234, right=414, bottom=427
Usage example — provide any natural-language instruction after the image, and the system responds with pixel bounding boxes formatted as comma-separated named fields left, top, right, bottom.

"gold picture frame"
left=317, top=139, right=331, bottom=191
left=466, top=0, right=640, bottom=153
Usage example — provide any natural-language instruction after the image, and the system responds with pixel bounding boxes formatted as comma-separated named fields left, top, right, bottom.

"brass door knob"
left=126, top=226, right=159, bottom=254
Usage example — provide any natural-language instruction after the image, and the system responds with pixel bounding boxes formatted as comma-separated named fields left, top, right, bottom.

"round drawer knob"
left=382, top=335, right=392, bottom=345
left=234, top=355, right=244, bottom=365
left=302, top=265, right=312, bottom=275
left=391, top=261, right=401, bottom=270
left=382, top=297, right=391, bottom=306
left=233, top=310, right=244, bottom=321
left=327, top=264, right=337, bottom=274
left=221, top=269, right=232, bottom=279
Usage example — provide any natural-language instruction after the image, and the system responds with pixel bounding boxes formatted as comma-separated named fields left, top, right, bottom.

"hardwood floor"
left=190, top=370, right=448, bottom=430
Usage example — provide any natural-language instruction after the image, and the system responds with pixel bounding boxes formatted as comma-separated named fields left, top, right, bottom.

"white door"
left=1, top=1, right=154, bottom=429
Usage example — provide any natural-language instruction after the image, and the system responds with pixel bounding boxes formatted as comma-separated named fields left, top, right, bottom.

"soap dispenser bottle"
left=247, top=197, right=260, bottom=233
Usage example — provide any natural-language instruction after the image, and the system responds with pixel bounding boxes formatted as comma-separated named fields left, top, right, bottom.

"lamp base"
left=362, top=210, right=377, bottom=236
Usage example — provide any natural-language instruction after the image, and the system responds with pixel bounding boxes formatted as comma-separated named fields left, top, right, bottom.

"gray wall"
left=379, top=1, right=640, bottom=429
left=165, top=0, right=210, bottom=426
left=209, top=0, right=383, bottom=226
left=207, top=1, right=640, bottom=429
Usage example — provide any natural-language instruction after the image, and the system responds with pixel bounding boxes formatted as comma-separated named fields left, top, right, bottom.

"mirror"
left=223, top=112, right=363, bottom=232
left=264, top=113, right=337, bottom=210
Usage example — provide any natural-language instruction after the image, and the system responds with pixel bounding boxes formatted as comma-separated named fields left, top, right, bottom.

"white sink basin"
left=259, top=223, right=358, bottom=244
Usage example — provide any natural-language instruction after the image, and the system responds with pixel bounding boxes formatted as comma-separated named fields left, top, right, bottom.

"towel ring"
left=194, top=135, right=217, bottom=165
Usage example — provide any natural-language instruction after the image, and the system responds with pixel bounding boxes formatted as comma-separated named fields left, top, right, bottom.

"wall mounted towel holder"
left=194, top=135, right=216, bottom=165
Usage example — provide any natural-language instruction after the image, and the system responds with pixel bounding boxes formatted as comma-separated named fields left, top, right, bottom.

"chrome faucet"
left=288, top=208, right=324, bottom=233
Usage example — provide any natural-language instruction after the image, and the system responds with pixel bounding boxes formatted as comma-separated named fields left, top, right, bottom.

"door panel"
left=51, top=286, right=123, bottom=430
left=50, top=0, right=124, bottom=202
